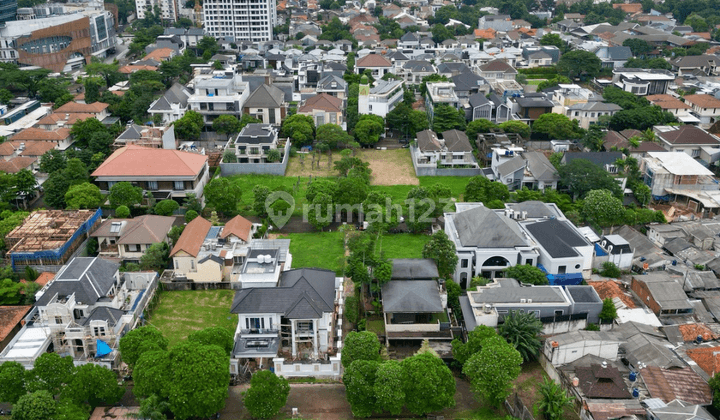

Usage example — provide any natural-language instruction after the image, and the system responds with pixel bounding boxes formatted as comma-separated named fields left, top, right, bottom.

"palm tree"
left=538, top=377, right=574, bottom=420
left=498, top=310, right=543, bottom=362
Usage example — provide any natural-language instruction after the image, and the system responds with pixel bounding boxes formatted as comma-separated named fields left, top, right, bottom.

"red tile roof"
left=298, top=93, right=343, bottom=113
left=646, top=94, right=691, bottom=110
left=684, top=94, right=720, bottom=109
left=686, top=346, right=720, bottom=376
left=221, top=215, right=253, bottom=242
left=142, top=48, right=175, bottom=62
left=657, top=125, right=720, bottom=145
left=19, top=141, right=57, bottom=158
left=91, top=145, right=208, bottom=178
left=0, top=156, right=36, bottom=173
left=119, top=65, right=159, bottom=74
left=678, top=323, right=718, bottom=342
left=641, top=366, right=712, bottom=405
left=10, top=127, right=71, bottom=141
left=0, top=306, right=31, bottom=342
left=356, top=54, right=392, bottom=68
left=587, top=280, right=636, bottom=308
left=36, top=112, right=97, bottom=127
left=34, top=272, right=54, bottom=287
left=55, top=102, right=109, bottom=114
left=170, top=216, right=212, bottom=257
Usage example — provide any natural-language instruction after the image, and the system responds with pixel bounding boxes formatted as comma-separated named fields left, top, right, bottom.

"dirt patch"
left=514, top=361, right=546, bottom=410
left=361, top=149, right=419, bottom=186
left=285, top=153, right=337, bottom=178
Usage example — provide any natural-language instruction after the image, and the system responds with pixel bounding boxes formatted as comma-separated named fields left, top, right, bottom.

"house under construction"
left=5, top=209, right=102, bottom=272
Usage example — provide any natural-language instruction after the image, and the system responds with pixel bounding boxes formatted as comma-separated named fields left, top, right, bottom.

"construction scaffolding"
left=6, top=208, right=102, bottom=271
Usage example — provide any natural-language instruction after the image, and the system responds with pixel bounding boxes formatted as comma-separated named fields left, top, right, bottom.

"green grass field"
left=228, top=174, right=473, bottom=217
left=377, top=233, right=430, bottom=259
left=279, top=231, right=346, bottom=275
left=148, top=290, right=238, bottom=348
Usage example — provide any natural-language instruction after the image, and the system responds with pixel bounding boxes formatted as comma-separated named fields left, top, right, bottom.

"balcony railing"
left=240, top=328, right=279, bottom=335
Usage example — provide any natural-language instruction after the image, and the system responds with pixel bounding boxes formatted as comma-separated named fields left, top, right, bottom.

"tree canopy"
left=242, top=370, right=290, bottom=419
left=557, top=158, right=622, bottom=199
left=422, top=231, right=458, bottom=279
left=204, top=178, right=242, bottom=216
left=462, top=335, right=523, bottom=406
left=557, top=50, right=602, bottom=80
left=341, top=331, right=382, bottom=368
left=503, top=264, right=548, bottom=285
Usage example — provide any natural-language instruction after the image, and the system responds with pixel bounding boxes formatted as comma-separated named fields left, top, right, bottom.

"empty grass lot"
left=377, top=233, right=430, bottom=259
left=279, top=231, right=346, bottom=275
left=148, top=290, right=238, bottom=348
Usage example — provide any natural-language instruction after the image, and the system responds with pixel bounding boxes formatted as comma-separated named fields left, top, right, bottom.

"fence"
left=409, top=145, right=483, bottom=177
left=219, top=141, right=291, bottom=176
left=505, top=393, right=535, bottom=420
left=272, top=356, right=342, bottom=379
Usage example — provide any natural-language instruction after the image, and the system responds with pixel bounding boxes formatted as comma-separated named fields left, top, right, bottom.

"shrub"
left=345, top=295, right=359, bottom=325
left=115, top=205, right=130, bottom=218
left=600, top=261, right=621, bottom=278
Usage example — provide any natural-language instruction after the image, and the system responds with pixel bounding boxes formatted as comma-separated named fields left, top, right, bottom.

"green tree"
left=600, top=261, right=621, bottom=278
left=39, top=149, right=67, bottom=174
left=422, top=231, right=458, bottom=279
left=184, top=209, right=199, bottom=222
left=451, top=325, right=497, bottom=367
left=374, top=360, right=404, bottom=415
left=334, top=176, right=369, bottom=206
left=708, top=373, right=720, bottom=410
left=252, top=185, right=270, bottom=218
left=187, top=327, right=234, bottom=355
left=537, top=76, right=572, bottom=92
left=26, top=353, right=74, bottom=395
left=63, top=158, right=89, bottom=186
left=308, top=192, right=334, bottom=231
left=498, top=311, right=543, bottom=362
left=343, top=360, right=380, bottom=417
left=166, top=342, right=230, bottom=420
left=464, top=175, right=510, bottom=203
left=557, top=159, right=622, bottom=199
left=532, top=113, right=584, bottom=140
left=119, top=326, right=169, bottom=368
left=173, top=110, right=204, bottom=141
left=139, top=242, right=169, bottom=272
left=12, top=390, right=56, bottom=420
left=64, top=182, right=102, bottom=209
left=153, top=199, right=179, bottom=216
left=622, top=38, right=653, bottom=57
left=70, top=118, right=107, bottom=149
left=466, top=119, right=497, bottom=141
left=503, top=264, right=548, bottom=285
left=204, top=177, right=242, bottom=216
left=61, top=363, right=124, bottom=407
left=609, top=106, right=676, bottom=131
left=212, top=115, right=241, bottom=137
left=599, top=297, right=618, bottom=322
left=266, top=148, right=281, bottom=163
left=582, top=125, right=605, bottom=152
left=0, top=361, right=27, bottom=403
left=341, top=331, right=382, bottom=368
left=0, top=279, right=23, bottom=304
left=498, top=121, right=530, bottom=138
left=85, top=62, right=122, bottom=88
left=0, top=88, right=13, bottom=104
left=463, top=335, right=523, bottom=407
left=432, top=104, right=466, bottom=132
left=167, top=225, right=184, bottom=246
left=317, top=123, right=352, bottom=149
left=198, top=36, right=220, bottom=58
left=132, top=350, right=171, bottom=398
left=354, top=114, right=385, bottom=146
left=242, top=370, right=290, bottom=419
left=557, top=50, right=602, bottom=80
left=281, top=114, right=315, bottom=146
left=538, top=377, right=574, bottom=420
left=109, top=182, right=144, bottom=208
left=135, top=394, right=170, bottom=420
left=401, top=351, right=456, bottom=415
left=540, top=33, right=563, bottom=48
left=83, top=77, right=102, bottom=104
left=582, top=189, right=625, bottom=227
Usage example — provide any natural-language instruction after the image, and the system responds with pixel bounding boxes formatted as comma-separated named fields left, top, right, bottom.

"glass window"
left=147, top=181, right=158, bottom=190
left=174, top=181, right=185, bottom=190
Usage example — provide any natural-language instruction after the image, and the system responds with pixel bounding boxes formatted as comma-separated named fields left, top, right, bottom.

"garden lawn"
left=148, top=290, right=237, bottom=348
left=279, top=231, right=345, bottom=275
left=377, top=233, right=430, bottom=259
left=228, top=174, right=334, bottom=217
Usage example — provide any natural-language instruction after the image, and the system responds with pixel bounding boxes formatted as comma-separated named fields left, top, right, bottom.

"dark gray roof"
left=117, top=124, right=143, bottom=140
left=605, top=46, right=633, bottom=60
left=620, top=332, right=684, bottom=369
left=635, top=274, right=692, bottom=311
left=417, top=129, right=441, bottom=152
left=317, top=74, right=346, bottom=90
left=244, top=84, right=284, bottom=108
left=516, top=96, right=554, bottom=109
left=505, top=201, right=562, bottom=219
left=664, top=237, right=694, bottom=255
left=81, top=306, right=125, bottom=327
left=614, top=321, right=667, bottom=340
left=566, top=285, right=602, bottom=303
left=441, top=129, right=472, bottom=152
left=382, top=280, right=443, bottom=313
left=400, top=32, right=419, bottom=42
left=404, top=60, right=434, bottom=72
left=469, top=93, right=491, bottom=108
left=453, top=206, right=528, bottom=248
left=386, top=50, right=410, bottom=61
left=438, top=62, right=471, bottom=74
left=235, top=123, right=275, bottom=145
left=37, top=257, right=119, bottom=306
left=451, top=72, right=486, bottom=92
left=524, top=219, right=589, bottom=258
left=230, top=268, right=335, bottom=319
left=459, top=295, right=477, bottom=331
left=391, top=259, right=439, bottom=279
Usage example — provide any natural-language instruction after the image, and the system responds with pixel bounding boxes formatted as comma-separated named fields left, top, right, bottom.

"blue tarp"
left=130, top=289, right=145, bottom=312
left=96, top=339, right=112, bottom=357
left=594, top=243, right=608, bottom=256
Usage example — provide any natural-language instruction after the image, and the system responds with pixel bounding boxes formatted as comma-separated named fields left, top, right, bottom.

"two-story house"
left=478, top=60, right=518, bottom=83
left=54, top=102, right=111, bottom=122
left=10, top=127, right=73, bottom=151
left=645, top=94, right=698, bottom=124
left=654, top=125, right=720, bottom=159
left=316, top=74, right=347, bottom=100
left=242, top=84, right=286, bottom=125
left=611, top=69, right=674, bottom=96
left=297, top=93, right=344, bottom=129
left=0, top=257, right=157, bottom=369
left=232, top=123, right=282, bottom=163
left=413, top=129, right=479, bottom=168
left=355, top=54, right=393, bottom=78
left=91, top=215, right=175, bottom=262
left=187, top=72, right=250, bottom=126
left=595, top=46, right=633, bottom=69
left=358, top=78, right=404, bottom=118
left=229, top=268, right=341, bottom=370
left=425, top=82, right=460, bottom=123
left=682, top=94, right=720, bottom=127
left=490, top=147, right=559, bottom=190
left=92, top=145, right=210, bottom=203
left=148, top=83, right=192, bottom=125
left=566, top=102, right=622, bottom=129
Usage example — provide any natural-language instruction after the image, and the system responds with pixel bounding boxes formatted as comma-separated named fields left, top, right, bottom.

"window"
left=125, top=244, right=141, bottom=252
left=93, top=326, right=106, bottom=336
left=174, top=181, right=185, bottom=190
left=461, top=259, right=469, bottom=268
left=692, top=149, right=700, bottom=157
left=174, top=259, right=178, bottom=269
left=558, top=265, right=566, bottom=274
left=147, top=181, right=158, bottom=190
left=190, top=260, right=195, bottom=271
left=554, top=310, right=563, bottom=316
left=55, top=316, right=63, bottom=324
left=245, top=317, right=265, bottom=330
left=297, top=321, right=313, bottom=331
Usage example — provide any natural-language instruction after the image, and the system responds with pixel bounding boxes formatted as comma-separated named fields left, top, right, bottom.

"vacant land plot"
left=378, top=233, right=430, bottom=259
left=285, top=153, right=337, bottom=178
left=363, top=148, right=418, bottom=186
left=279, top=231, right=345, bottom=275
left=148, top=290, right=237, bottom=347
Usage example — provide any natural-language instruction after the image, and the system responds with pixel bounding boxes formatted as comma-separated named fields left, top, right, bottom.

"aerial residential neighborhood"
left=5, top=0, right=720, bottom=419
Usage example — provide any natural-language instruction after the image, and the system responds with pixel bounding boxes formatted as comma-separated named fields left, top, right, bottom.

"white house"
left=543, top=330, right=623, bottom=366
left=148, top=83, right=192, bottom=124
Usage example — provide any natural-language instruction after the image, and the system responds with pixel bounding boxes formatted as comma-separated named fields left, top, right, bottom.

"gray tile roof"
left=417, top=129, right=442, bottom=152
left=441, top=129, right=472, bottom=152
left=505, top=201, right=562, bottom=219
left=37, top=257, right=119, bottom=306
left=230, top=268, right=335, bottom=319
left=391, top=259, right=439, bottom=279
left=497, top=156, right=525, bottom=178
left=81, top=306, right=125, bottom=327
left=149, top=83, right=190, bottom=112
left=620, top=332, right=684, bottom=369
left=452, top=206, right=528, bottom=248
left=469, top=93, right=491, bottom=108
left=244, top=84, right=284, bottom=109
left=469, top=278, right=567, bottom=303
left=382, top=280, right=444, bottom=313
left=524, top=151, right=558, bottom=182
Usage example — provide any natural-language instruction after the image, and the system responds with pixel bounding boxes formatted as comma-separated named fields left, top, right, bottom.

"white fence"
left=273, top=356, right=342, bottom=379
